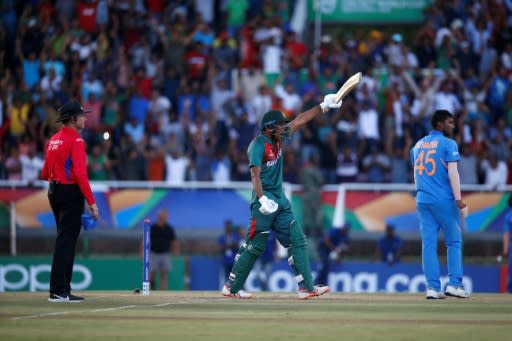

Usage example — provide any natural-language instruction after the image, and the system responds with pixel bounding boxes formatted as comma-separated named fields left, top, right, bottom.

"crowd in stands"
left=0, top=0, right=511, bottom=188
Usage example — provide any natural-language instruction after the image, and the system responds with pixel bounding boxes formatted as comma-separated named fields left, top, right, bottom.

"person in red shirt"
left=41, top=100, right=99, bottom=303
left=285, top=31, right=308, bottom=73
left=185, top=41, right=208, bottom=82
left=77, top=0, right=98, bottom=34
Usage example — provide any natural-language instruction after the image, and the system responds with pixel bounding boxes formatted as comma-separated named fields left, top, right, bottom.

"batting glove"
left=258, top=195, right=278, bottom=215
left=320, top=94, right=342, bottom=111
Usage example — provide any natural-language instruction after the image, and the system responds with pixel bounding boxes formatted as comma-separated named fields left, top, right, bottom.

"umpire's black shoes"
left=68, top=293, right=85, bottom=302
left=48, top=292, right=84, bottom=302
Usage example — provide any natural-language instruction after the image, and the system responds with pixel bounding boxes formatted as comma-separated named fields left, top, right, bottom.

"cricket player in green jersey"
left=221, top=93, right=342, bottom=299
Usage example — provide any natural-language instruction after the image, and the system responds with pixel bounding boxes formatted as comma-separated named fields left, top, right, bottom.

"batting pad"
left=290, top=221, right=314, bottom=291
left=228, top=232, right=269, bottom=293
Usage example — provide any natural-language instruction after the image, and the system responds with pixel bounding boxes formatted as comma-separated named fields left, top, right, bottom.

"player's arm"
left=287, top=94, right=341, bottom=134
left=447, top=161, right=466, bottom=209
left=71, top=138, right=99, bottom=218
left=287, top=106, right=323, bottom=134
left=250, top=166, right=264, bottom=199
left=248, top=139, right=264, bottom=199
left=248, top=140, right=277, bottom=214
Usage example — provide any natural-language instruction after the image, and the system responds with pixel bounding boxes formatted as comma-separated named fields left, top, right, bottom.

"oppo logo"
left=0, top=264, right=92, bottom=292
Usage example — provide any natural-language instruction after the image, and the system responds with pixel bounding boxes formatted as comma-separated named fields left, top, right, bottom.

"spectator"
left=132, top=67, right=153, bottom=99
left=315, top=224, right=351, bottom=286
left=123, top=116, right=144, bottom=145
left=336, top=145, right=359, bottom=183
left=257, top=18, right=283, bottom=87
left=433, top=80, right=461, bottom=116
left=357, top=99, right=379, bottom=155
left=101, top=81, right=122, bottom=133
left=402, top=70, right=444, bottom=139
left=284, top=31, right=308, bottom=84
left=230, top=151, right=249, bottom=181
left=299, top=154, right=324, bottom=238
left=77, top=0, right=99, bottom=34
left=377, top=224, right=402, bottom=265
left=211, top=149, right=231, bottom=183
left=415, top=30, right=437, bottom=69
left=8, top=94, right=31, bottom=139
left=146, top=209, right=179, bottom=290
left=233, top=112, right=256, bottom=153
left=40, top=68, right=63, bottom=100
left=19, top=144, right=44, bottom=183
left=487, top=128, right=509, bottom=162
left=480, top=154, right=508, bottom=190
left=320, top=130, right=338, bottom=184
left=387, top=33, right=406, bottom=68
left=16, top=41, right=42, bottom=90
left=164, top=148, right=189, bottom=184
left=118, top=136, right=146, bottom=180
left=389, top=139, right=412, bottom=184
left=191, top=22, right=215, bottom=48
left=458, top=144, right=479, bottom=185
left=249, top=85, right=273, bottom=126
left=87, top=143, right=109, bottom=181
left=184, top=41, right=209, bottom=82
left=81, top=71, right=103, bottom=101
left=362, top=143, right=391, bottom=183
left=213, top=31, right=238, bottom=71
left=225, top=0, right=249, bottom=40
left=224, top=92, right=249, bottom=125
left=218, top=220, right=241, bottom=281
left=273, top=76, right=302, bottom=118
left=82, top=92, right=103, bottom=138
left=128, top=86, right=150, bottom=123
left=5, top=145, right=22, bottom=180
left=1, top=0, right=511, bottom=194
left=148, top=87, right=172, bottom=136
left=487, top=66, right=511, bottom=118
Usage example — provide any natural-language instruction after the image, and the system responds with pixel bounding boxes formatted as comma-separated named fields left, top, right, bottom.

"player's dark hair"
left=431, top=109, right=453, bottom=129
left=508, top=195, right=512, bottom=207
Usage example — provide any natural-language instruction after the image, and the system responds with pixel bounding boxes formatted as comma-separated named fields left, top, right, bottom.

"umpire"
left=41, top=100, right=99, bottom=302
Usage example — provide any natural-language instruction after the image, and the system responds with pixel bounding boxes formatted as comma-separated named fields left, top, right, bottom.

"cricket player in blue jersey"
left=500, top=196, right=512, bottom=293
left=410, top=109, right=470, bottom=299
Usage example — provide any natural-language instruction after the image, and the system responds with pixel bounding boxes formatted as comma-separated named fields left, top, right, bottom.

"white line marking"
left=11, top=310, right=88, bottom=321
left=10, top=305, right=136, bottom=321
left=91, top=305, right=136, bottom=312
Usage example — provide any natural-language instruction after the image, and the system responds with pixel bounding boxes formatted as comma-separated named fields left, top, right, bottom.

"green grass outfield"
left=1, top=291, right=512, bottom=341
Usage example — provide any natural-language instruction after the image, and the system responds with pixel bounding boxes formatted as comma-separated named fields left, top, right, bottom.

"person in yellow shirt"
left=8, top=94, right=31, bottom=137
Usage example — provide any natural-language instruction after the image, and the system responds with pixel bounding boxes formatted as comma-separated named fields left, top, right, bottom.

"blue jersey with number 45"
left=410, top=130, right=460, bottom=203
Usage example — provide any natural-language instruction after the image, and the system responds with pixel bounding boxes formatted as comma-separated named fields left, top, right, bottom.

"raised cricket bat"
left=335, top=72, right=362, bottom=103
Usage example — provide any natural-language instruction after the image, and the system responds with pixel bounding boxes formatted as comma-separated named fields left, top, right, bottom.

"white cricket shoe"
left=221, top=285, right=253, bottom=299
left=445, top=285, right=470, bottom=298
left=426, top=288, right=446, bottom=299
left=297, top=284, right=330, bottom=300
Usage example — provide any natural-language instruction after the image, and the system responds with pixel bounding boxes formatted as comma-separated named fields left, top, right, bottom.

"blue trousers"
left=508, top=251, right=512, bottom=293
left=417, top=200, right=463, bottom=291
left=315, top=248, right=331, bottom=285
